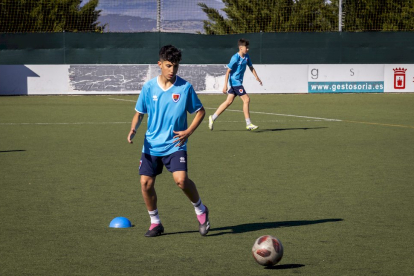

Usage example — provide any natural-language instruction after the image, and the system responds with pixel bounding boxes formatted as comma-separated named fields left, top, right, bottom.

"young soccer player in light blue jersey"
left=209, top=38, right=262, bottom=131
left=127, top=45, right=209, bottom=237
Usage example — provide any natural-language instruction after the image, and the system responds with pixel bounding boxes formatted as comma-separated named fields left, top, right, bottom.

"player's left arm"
left=249, top=66, right=262, bottom=86
left=173, top=107, right=205, bottom=147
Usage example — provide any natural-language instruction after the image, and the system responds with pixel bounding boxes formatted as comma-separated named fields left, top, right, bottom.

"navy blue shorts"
left=228, top=85, right=247, bottom=96
left=139, top=151, right=188, bottom=177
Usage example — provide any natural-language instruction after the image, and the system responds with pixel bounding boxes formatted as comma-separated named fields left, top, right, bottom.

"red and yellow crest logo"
left=172, top=93, right=180, bottom=102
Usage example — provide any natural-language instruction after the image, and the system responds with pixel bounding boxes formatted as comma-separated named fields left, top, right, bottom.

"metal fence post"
left=339, top=0, right=342, bottom=32
left=157, top=0, right=161, bottom=32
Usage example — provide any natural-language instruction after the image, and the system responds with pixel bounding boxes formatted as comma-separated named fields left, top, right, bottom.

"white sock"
left=148, top=209, right=161, bottom=224
left=246, top=118, right=252, bottom=125
left=192, top=198, right=206, bottom=215
left=212, top=114, right=218, bottom=121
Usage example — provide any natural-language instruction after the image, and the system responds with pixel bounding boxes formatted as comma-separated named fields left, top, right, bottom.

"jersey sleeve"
left=186, top=85, right=203, bottom=114
left=135, top=85, right=147, bottom=114
left=227, top=54, right=238, bottom=71
left=247, top=56, right=253, bottom=67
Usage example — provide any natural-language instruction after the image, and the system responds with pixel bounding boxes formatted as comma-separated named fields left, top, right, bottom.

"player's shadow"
left=209, top=218, right=343, bottom=236
left=253, top=126, right=328, bottom=132
left=164, top=218, right=343, bottom=237
left=217, top=127, right=327, bottom=132
left=0, top=150, right=26, bottom=153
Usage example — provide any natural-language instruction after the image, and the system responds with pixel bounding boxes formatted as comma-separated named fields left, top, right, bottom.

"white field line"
left=108, top=97, right=342, bottom=122
left=7, top=98, right=411, bottom=128
left=204, top=107, right=342, bottom=122
left=107, top=97, right=414, bottom=128
left=108, top=98, right=136, bottom=102
left=0, top=120, right=329, bottom=126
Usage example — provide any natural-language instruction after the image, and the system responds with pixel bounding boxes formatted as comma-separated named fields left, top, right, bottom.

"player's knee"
left=174, top=177, right=187, bottom=189
left=140, top=179, right=153, bottom=191
left=225, top=100, right=233, bottom=107
left=174, top=176, right=188, bottom=189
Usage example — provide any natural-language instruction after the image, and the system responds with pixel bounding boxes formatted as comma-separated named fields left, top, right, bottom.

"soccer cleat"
left=208, top=115, right=214, bottom=131
left=246, top=123, right=259, bottom=131
left=197, top=206, right=210, bottom=236
left=144, top=223, right=164, bottom=237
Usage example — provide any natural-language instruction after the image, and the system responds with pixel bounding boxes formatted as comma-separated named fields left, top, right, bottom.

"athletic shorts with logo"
left=228, top=85, right=247, bottom=96
left=139, top=151, right=188, bottom=176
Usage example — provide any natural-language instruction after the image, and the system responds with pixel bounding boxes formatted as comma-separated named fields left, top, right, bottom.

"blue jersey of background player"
left=228, top=50, right=253, bottom=87
left=208, top=38, right=262, bottom=131
left=127, top=45, right=210, bottom=237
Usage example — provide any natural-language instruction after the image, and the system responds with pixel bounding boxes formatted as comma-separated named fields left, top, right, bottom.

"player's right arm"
left=128, top=112, right=144, bottom=144
left=222, top=68, right=231, bottom=94
left=129, top=85, right=148, bottom=143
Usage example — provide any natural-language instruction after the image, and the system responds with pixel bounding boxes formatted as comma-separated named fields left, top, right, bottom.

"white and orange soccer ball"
left=252, top=235, right=284, bottom=266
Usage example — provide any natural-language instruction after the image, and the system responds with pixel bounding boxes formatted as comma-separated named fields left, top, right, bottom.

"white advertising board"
left=243, top=65, right=308, bottom=94
left=307, top=64, right=384, bottom=93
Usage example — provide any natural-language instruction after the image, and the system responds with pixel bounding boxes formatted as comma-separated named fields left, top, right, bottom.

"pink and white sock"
left=148, top=209, right=161, bottom=229
left=192, top=199, right=206, bottom=223
left=192, top=199, right=206, bottom=215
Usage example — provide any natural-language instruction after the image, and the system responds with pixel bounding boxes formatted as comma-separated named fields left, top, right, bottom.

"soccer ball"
left=252, top=235, right=284, bottom=266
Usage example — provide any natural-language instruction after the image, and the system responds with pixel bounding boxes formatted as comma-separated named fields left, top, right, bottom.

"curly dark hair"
left=159, top=45, right=182, bottom=64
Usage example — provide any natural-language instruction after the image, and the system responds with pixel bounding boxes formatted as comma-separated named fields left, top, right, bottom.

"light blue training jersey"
left=227, top=53, right=253, bottom=87
left=135, top=75, right=203, bottom=157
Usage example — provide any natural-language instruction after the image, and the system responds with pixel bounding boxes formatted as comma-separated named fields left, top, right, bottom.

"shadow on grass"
left=265, top=264, right=305, bottom=270
left=208, top=218, right=343, bottom=236
left=216, top=127, right=327, bottom=132
left=164, top=218, right=343, bottom=236
left=0, top=150, right=26, bottom=153
left=163, top=230, right=199, bottom=236
left=254, top=127, right=328, bottom=132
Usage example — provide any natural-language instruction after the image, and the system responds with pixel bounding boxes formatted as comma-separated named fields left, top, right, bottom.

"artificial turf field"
left=1, top=93, right=413, bottom=275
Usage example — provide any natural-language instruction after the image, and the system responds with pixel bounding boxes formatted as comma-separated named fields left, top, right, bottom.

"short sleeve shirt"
left=135, top=76, right=203, bottom=156
left=227, top=53, right=253, bottom=87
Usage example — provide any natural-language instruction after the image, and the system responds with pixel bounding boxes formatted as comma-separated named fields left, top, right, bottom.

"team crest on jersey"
left=239, top=89, right=244, bottom=93
left=172, top=93, right=180, bottom=102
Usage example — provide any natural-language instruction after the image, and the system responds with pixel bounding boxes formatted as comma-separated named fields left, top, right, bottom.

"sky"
left=82, top=0, right=226, bottom=20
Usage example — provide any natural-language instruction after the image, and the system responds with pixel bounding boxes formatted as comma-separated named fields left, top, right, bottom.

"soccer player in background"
left=127, top=45, right=210, bottom=237
left=209, top=38, right=262, bottom=131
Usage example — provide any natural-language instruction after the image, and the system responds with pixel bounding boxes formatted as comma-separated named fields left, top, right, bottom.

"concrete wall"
left=1, top=64, right=413, bottom=95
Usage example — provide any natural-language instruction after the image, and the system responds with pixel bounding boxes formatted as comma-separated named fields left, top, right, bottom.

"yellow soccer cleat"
left=246, top=123, right=259, bottom=131
left=208, top=115, right=214, bottom=130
